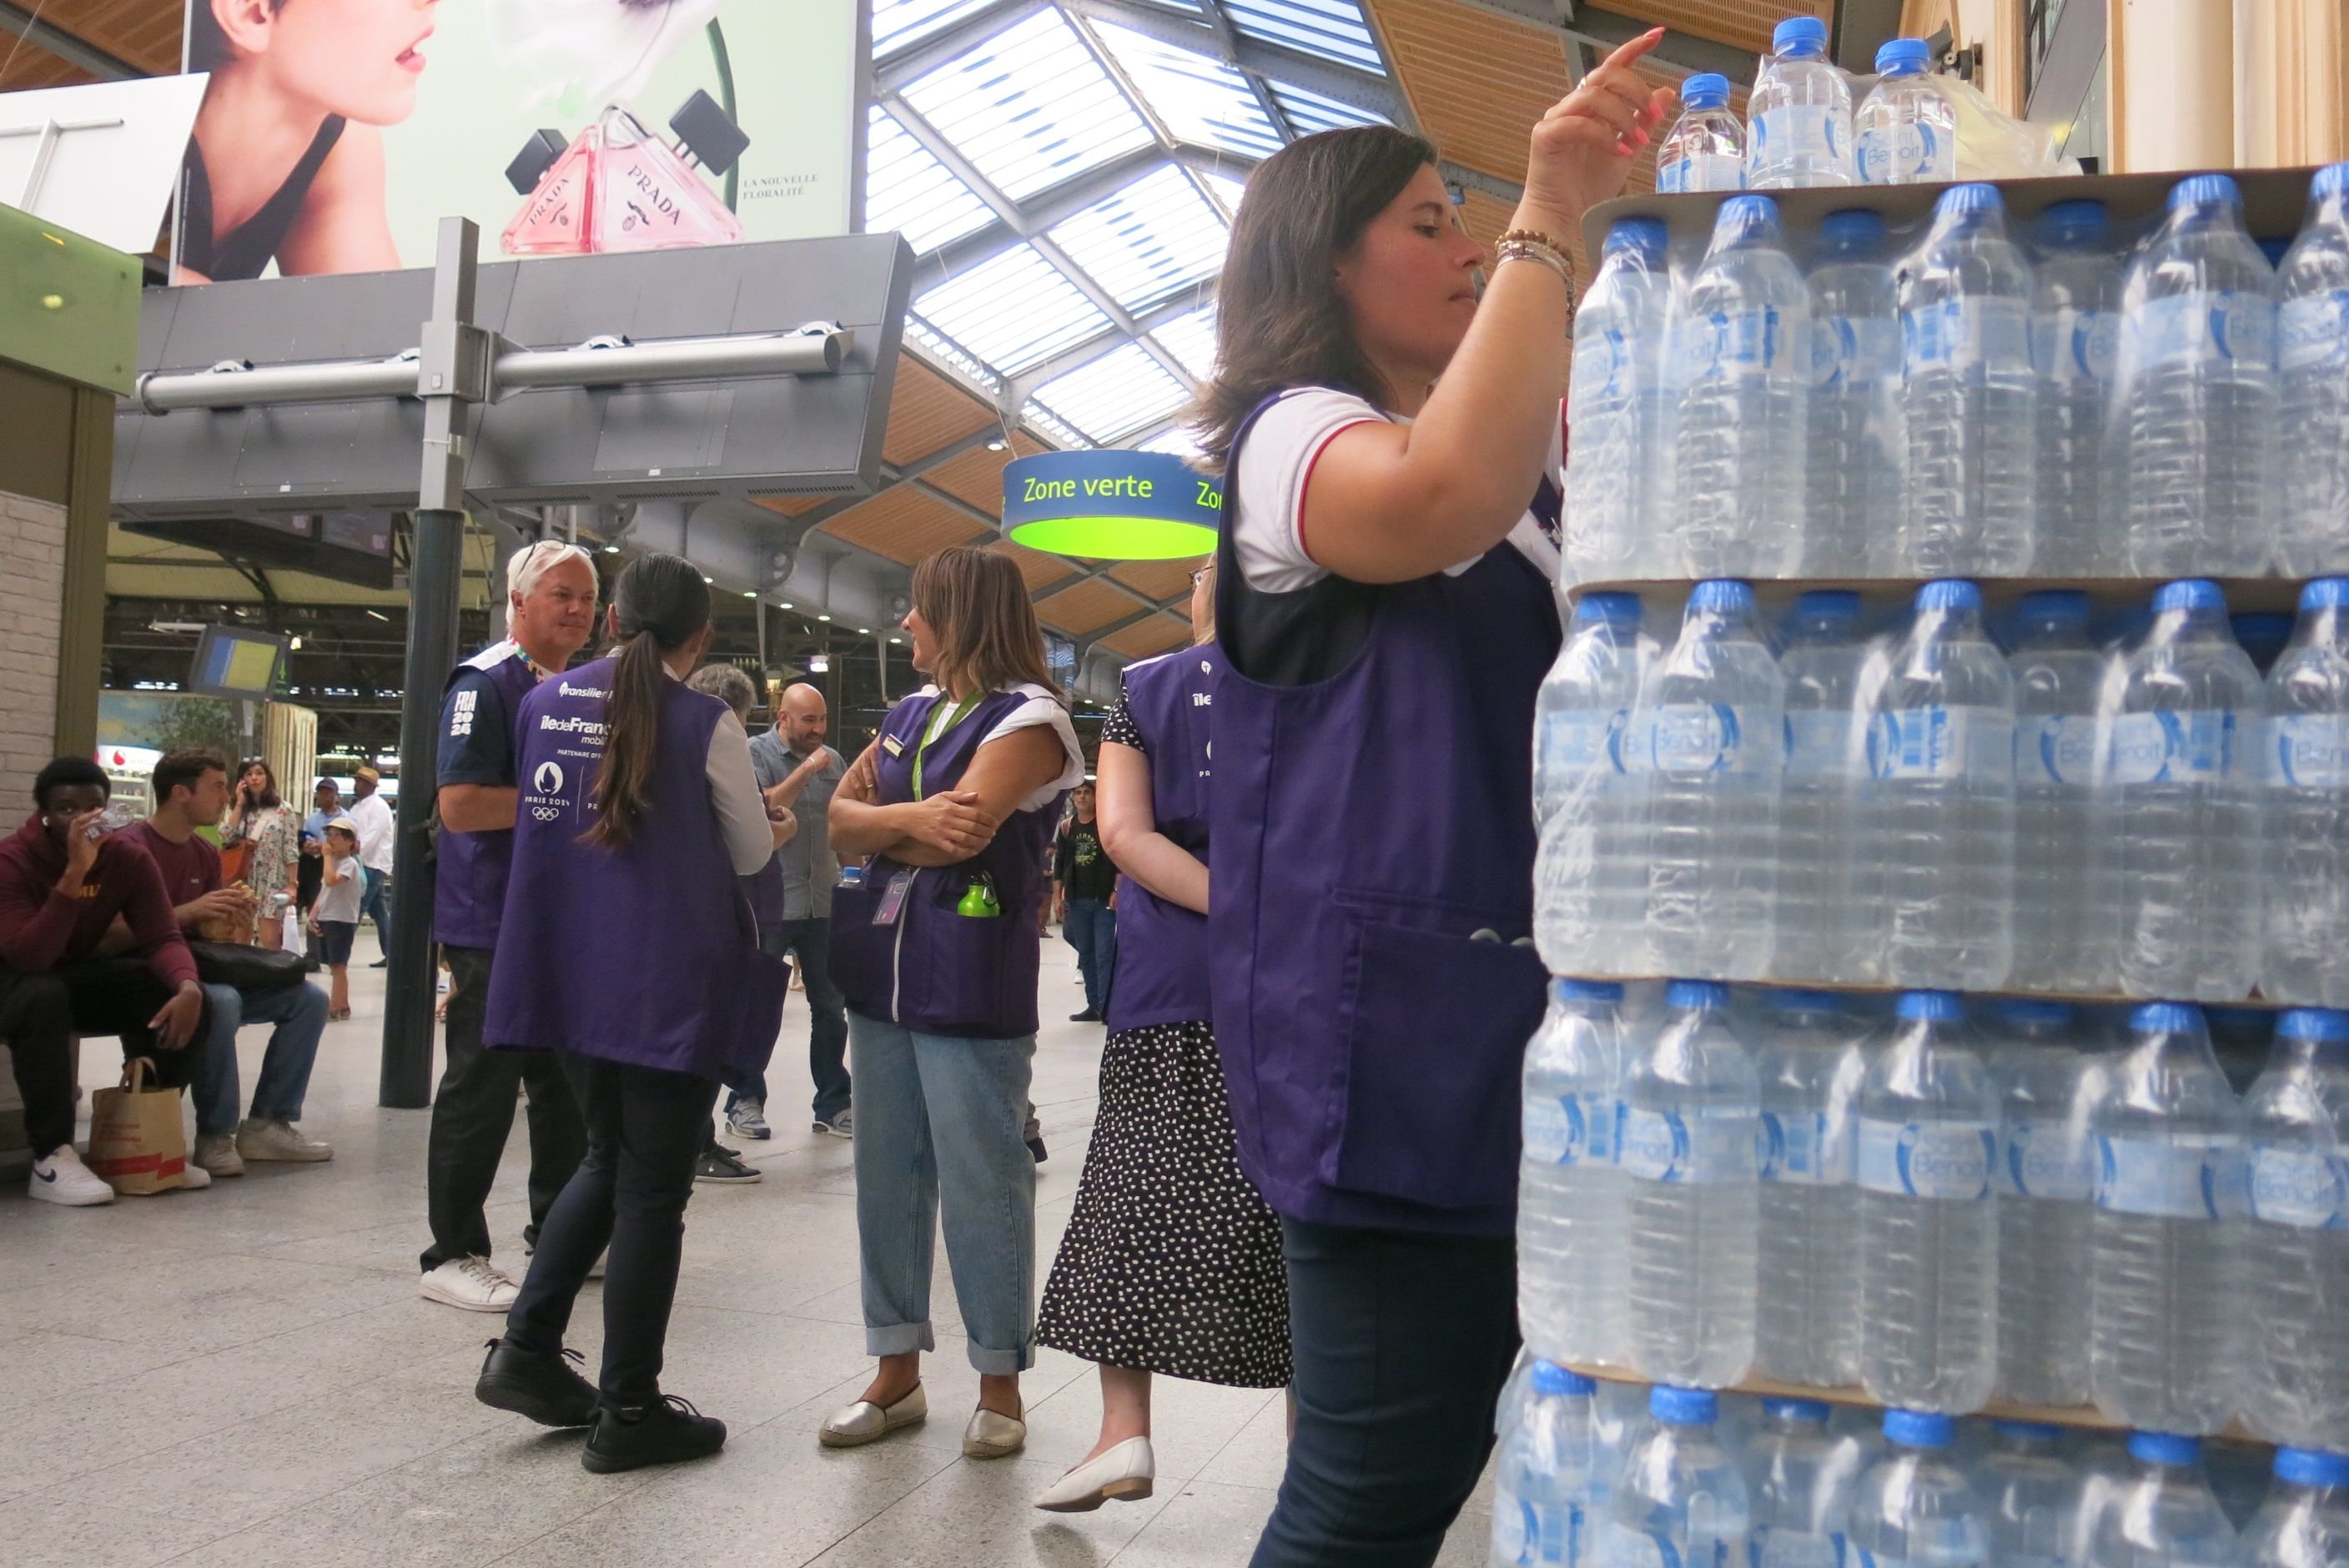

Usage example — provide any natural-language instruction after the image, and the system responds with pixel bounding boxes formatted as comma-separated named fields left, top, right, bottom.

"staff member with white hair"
left=416, top=540, right=599, bottom=1313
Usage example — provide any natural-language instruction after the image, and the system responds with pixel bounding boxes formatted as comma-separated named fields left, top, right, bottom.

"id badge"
left=870, top=867, right=916, bottom=927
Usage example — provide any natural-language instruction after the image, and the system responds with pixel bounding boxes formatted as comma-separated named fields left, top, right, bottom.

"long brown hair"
left=1193, top=125, right=1440, bottom=470
left=586, top=552, right=709, bottom=849
left=911, top=545, right=1060, bottom=701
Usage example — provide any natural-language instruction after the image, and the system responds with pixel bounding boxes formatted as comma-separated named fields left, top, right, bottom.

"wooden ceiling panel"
left=1034, top=575, right=1144, bottom=636
left=924, top=432, right=1046, bottom=517
left=1106, top=558, right=1197, bottom=602
left=991, top=540, right=1079, bottom=594
left=1102, top=616, right=1193, bottom=659
left=1633, top=0, right=1828, bottom=55
left=881, top=359, right=999, bottom=467
left=752, top=492, right=855, bottom=516
left=817, top=485, right=988, bottom=563
left=2, top=0, right=184, bottom=89
left=1369, top=0, right=1572, bottom=183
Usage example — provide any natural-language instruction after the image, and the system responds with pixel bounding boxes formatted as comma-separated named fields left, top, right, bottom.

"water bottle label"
left=1575, top=327, right=1636, bottom=401
left=2094, top=1133, right=2241, bottom=1219
left=1660, top=152, right=1743, bottom=194
left=2016, top=713, right=2100, bottom=787
left=2281, top=290, right=2349, bottom=372
left=1760, top=1108, right=1850, bottom=1185
left=1856, top=121, right=1939, bottom=185
left=1783, top=710, right=1864, bottom=781
left=2032, top=307, right=2119, bottom=381
left=1858, top=1117, right=1994, bottom=1200
left=1544, top=709, right=1637, bottom=779
left=1808, top=315, right=1901, bottom=389
left=1867, top=706, right=2014, bottom=782
left=1618, top=1104, right=1760, bottom=1185
left=1525, top=1095, right=1572, bottom=1165
left=2107, top=709, right=2241, bottom=785
left=2265, top=713, right=2349, bottom=788
left=1749, top=1529, right=1846, bottom=1568
left=1998, top=1110, right=2094, bottom=1202
left=1901, top=297, right=2030, bottom=376
left=1606, top=1525, right=1738, bottom=1568
left=2126, top=289, right=2279, bottom=369
left=2246, top=1144, right=2349, bottom=1229
left=1754, top=105, right=1843, bottom=167
left=1679, top=308, right=1793, bottom=384
left=1527, top=1091, right=1621, bottom=1168
left=1494, top=1484, right=1587, bottom=1566
left=1647, top=703, right=1767, bottom=776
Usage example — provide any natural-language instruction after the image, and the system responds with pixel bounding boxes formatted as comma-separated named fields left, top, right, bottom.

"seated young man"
left=128, top=751, right=333, bottom=1177
left=0, top=756, right=210, bottom=1205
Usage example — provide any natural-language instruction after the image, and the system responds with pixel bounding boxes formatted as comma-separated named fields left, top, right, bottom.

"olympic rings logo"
left=531, top=807, right=561, bottom=822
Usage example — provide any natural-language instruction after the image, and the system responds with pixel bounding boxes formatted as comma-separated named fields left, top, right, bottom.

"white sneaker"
left=725, top=1099, right=771, bottom=1140
left=178, top=1160, right=213, bottom=1190
left=420, top=1255, right=520, bottom=1313
left=192, top=1133, right=245, bottom=1177
left=28, top=1146, right=113, bottom=1207
left=236, top=1118, right=334, bottom=1163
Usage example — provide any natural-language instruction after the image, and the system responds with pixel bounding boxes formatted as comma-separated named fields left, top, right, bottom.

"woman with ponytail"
left=475, top=552, right=792, bottom=1475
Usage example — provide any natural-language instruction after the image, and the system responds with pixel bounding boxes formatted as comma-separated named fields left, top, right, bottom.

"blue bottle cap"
left=1875, top=38, right=1929, bottom=75
left=2018, top=588, right=2091, bottom=626
left=1605, top=217, right=1670, bottom=259
left=2301, top=578, right=2349, bottom=611
left=1794, top=589, right=1862, bottom=623
left=1530, top=1360, right=1596, bottom=1397
left=2130, top=1430, right=2203, bottom=1466
left=1763, top=1397, right=1833, bottom=1423
left=1936, top=183, right=2004, bottom=219
left=2035, top=198, right=2110, bottom=246
left=2170, top=173, right=2243, bottom=212
left=1688, top=579, right=1757, bottom=615
left=1885, top=1410, right=1956, bottom=1448
left=1555, top=977, right=1627, bottom=1006
left=2314, top=163, right=2349, bottom=202
left=1769, top=988, right=1846, bottom=1013
left=1992, top=1420, right=2065, bottom=1444
left=1713, top=195, right=1782, bottom=245
left=1916, top=579, right=1983, bottom=613
left=1773, top=15, right=1828, bottom=54
left=1897, top=990, right=1963, bottom=1023
left=2130, top=1000, right=2205, bottom=1035
left=2153, top=578, right=2226, bottom=615
left=1818, top=209, right=1887, bottom=254
left=1667, top=978, right=1731, bottom=1010
left=2280, top=1008, right=2349, bottom=1044
left=1577, top=591, right=1644, bottom=628
left=1994, top=998, right=2074, bottom=1028
left=2276, top=1447, right=2349, bottom=1488
left=1680, top=72, right=1731, bottom=109
left=1651, top=1385, right=1719, bottom=1425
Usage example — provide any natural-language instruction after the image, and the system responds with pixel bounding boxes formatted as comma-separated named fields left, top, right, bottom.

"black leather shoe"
left=581, top=1395, right=727, bottom=1473
left=475, top=1338, right=598, bottom=1427
left=1069, top=1008, right=1101, bottom=1023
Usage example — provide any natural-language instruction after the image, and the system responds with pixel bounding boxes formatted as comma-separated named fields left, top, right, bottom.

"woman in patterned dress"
left=222, top=758, right=300, bottom=949
left=1034, top=560, right=1290, bottom=1513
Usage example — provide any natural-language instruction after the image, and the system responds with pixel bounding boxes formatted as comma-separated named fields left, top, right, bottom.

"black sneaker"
left=694, top=1144, right=762, bottom=1184
left=1069, top=1008, right=1101, bottom=1023
left=581, top=1395, right=727, bottom=1473
left=474, top=1338, right=598, bottom=1427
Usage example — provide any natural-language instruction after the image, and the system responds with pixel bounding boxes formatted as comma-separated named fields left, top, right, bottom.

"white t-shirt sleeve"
left=704, top=709, right=780, bottom=876
left=976, top=686, right=1088, bottom=813
left=1230, top=388, right=1565, bottom=592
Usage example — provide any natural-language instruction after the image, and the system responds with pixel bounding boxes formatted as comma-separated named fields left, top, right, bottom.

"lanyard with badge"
left=871, top=693, right=995, bottom=926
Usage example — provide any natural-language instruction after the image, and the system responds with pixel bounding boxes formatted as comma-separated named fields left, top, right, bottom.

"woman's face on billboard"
left=222, top=0, right=439, bottom=125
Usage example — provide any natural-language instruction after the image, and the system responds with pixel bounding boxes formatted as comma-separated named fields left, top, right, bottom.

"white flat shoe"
left=1034, top=1435, right=1154, bottom=1511
left=962, top=1405, right=1027, bottom=1460
left=818, top=1384, right=927, bottom=1448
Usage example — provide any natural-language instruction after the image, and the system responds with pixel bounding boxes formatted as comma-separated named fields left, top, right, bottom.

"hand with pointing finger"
left=1514, top=28, right=1681, bottom=240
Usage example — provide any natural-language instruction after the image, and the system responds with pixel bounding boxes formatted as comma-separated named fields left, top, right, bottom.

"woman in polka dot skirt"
left=1034, top=560, right=1289, bottom=1512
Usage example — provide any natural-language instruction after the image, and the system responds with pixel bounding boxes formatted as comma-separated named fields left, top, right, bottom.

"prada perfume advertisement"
left=172, top=0, right=859, bottom=284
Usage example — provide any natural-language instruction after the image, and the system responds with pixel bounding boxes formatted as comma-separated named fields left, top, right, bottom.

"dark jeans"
left=729, top=917, right=851, bottom=1123
left=1064, top=897, right=1117, bottom=1014
left=360, top=869, right=393, bottom=959
left=0, top=968, right=78, bottom=1158
left=1252, top=1219, right=1519, bottom=1568
left=504, top=1051, right=718, bottom=1407
left=420, top=945, right=586, bottom=1271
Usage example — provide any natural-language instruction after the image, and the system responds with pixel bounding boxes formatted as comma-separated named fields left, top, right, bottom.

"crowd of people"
left=5, top=33, right=1663, bottom=1565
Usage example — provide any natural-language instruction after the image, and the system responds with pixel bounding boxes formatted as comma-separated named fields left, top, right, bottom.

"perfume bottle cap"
left=505, top=128, right=568, bottom=196
left=671, top=89, right=749, bottom=175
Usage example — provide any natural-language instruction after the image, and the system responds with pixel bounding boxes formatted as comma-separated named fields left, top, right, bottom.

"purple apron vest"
left=1103, top=643, right=1217, bottom=1034
left=432, top=643, right=541, bottom=952
left=744, top=857, right=784, bottom=928
left=831, top=686, right=1064, bottom=1040
left=1210, top=391, right=1560, bottom=1237
left=484, top=655, right=787, bottom=1083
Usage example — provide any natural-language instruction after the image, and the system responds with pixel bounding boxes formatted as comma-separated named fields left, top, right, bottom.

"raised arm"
left=1096, top=741, right=1206, bottom=916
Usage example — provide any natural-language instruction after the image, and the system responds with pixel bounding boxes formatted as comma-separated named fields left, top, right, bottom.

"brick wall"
left=0, top=487, right=65, bottom=1169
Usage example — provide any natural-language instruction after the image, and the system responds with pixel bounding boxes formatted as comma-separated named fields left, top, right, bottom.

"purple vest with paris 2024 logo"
left=1103, top=642, right=1216, bottom=1034
left=483, top=654, right=787, bottom=1083
left=432, top=642, right=541, bottom=952
left=1210, top=391, right=1560, bottom=1239
left=830, top=686, right=1066, bottom=1040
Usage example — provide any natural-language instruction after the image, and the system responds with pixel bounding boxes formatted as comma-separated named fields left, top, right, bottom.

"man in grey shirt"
left=736, top=682, right=853, bottom=1138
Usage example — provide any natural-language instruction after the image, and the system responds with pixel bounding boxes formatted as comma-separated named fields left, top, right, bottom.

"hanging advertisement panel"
left=172, top=0, right=859, bottom=284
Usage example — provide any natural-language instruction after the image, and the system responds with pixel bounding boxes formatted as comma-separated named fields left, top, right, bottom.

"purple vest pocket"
left=1324, top=892, right=1547, bottom=1210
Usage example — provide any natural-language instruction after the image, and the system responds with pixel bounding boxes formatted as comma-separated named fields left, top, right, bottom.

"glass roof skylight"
left=1030, top=339, right=1192, bottom=444
left=898, top=8, right=1158, bottom=201
left=872, top=0, right=1009, bottom=58
left=1224, top=0, right=1385, bottom=73
left=1270, top=78, right=1392, bottom=136
left=1149, top=304, right=1220, bottom=382
left=1047, top=165, right=1229, bottom=314
left=1090, top=21, right=1283, bottom=159
left=865, top=106, right=996, bottom=254
left=913, top=244, right=1114, bottom=374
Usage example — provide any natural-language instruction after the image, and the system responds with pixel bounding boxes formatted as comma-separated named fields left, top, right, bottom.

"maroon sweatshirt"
left=0, top=814, right=197, bottom=988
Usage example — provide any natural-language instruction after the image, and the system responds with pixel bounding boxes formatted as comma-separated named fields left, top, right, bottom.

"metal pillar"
left=380, top=218, right=487, bottom=1110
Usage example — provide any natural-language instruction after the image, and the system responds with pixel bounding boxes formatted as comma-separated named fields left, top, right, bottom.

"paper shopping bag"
left=86, top=1058, right=189, bottom=1195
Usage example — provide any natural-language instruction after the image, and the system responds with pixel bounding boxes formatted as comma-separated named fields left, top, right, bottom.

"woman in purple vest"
left=473, top=553, right=791, bottom=1475
left=1031, top=560, right=1290, bottom=1513
left=820, top=544, right=1084, bottom=1462
left=1195, top=34, right=1672, bottom=1566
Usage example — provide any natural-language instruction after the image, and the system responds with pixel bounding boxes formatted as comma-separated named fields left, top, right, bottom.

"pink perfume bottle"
left=500, top=91, right=748, bottom=258
left=502, top=130, right=595, bottom=256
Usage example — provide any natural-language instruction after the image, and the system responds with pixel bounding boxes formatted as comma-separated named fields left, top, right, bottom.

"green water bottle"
left=956, top=876, right=1001, bottom=918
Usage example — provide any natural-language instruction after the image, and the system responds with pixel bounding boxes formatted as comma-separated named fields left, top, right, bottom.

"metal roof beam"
left=1440, top=0, right=1753, bottom=78
left=1004, top=287, right=1214, bottom=404
left=1059, top=0, right=1406, bottom=121
left=0, top=2, right=142, bottom=80
left=923, top=143, right=1172, bottom=278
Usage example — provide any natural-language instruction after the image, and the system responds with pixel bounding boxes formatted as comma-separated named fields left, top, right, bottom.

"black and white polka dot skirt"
left=1039, top=1020, right=1292, bottom=1389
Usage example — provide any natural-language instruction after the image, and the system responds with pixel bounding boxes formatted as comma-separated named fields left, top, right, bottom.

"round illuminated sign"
left=1001, top=450, right=1221, bottom=560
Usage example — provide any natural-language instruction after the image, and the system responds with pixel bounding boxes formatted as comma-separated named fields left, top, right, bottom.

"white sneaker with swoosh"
left=29, top=1145, right=114, bottom=1206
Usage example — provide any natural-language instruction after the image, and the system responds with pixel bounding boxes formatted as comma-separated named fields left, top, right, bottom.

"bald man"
left=739, top=683, right=851, bottom=1139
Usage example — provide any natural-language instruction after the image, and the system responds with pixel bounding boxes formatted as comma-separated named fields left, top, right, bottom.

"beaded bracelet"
left=1493, top=236, right=1576, bottom=296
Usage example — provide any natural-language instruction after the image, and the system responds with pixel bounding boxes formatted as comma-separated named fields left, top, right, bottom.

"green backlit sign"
left=1001, top=450, right=1221, bottom=560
